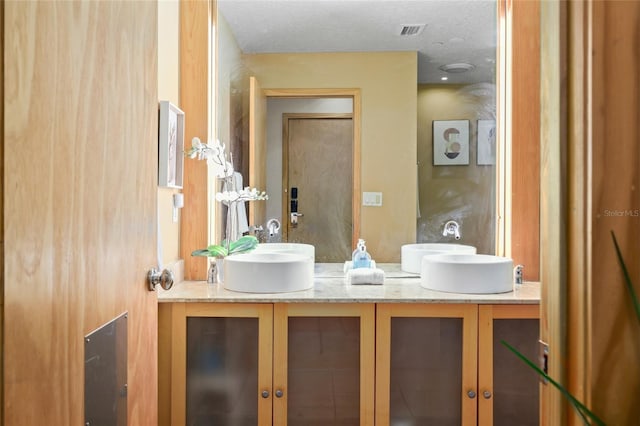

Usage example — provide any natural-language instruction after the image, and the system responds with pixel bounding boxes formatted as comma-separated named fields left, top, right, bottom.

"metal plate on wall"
left=85, top=312, right=127, bottom=426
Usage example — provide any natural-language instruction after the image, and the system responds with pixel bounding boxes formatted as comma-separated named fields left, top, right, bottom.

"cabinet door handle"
left=467, top=390, right=476, bottom=399
left=483, top=390, right=492, bottom=399
left=261, top=390, right=270, bottom=398
left=275, top=389, right=284, bottom=398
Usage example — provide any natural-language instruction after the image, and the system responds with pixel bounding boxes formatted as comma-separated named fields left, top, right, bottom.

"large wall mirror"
left=215, top=0, right=505, bottom=262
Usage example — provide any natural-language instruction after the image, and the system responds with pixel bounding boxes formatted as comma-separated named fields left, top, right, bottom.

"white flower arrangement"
left=186, top=137, right=268, bottom=257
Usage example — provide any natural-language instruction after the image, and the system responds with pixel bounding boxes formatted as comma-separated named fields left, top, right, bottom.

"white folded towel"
left=346, top=268, right=385, bottom=285
left=343, top=260, right=377, bottom=273
left=223, top=172, right=250, bottom=241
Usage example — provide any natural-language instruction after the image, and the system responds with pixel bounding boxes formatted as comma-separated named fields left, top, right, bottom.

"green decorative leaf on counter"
left=191, top=235, right=258, bottom=258
left=228, top=235, right=259, bottom=254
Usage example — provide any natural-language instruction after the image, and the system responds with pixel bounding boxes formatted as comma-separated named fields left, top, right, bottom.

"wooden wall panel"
left=539, top=1, right=567, bottom=424
left=180, top=0, right=213, bottom=280
left=511, top=0, right=541, bottom=282
left=4, top=2, right=158, bottom=424
left=566, top=2, right=589, bottom=423
left=588, top=1, right=640, bottom=423
left=248, top=76, right=267, bottom=227
left=545, top=1, right=640, bottom=424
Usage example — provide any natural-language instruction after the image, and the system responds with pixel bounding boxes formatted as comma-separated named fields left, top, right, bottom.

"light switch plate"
left=363, top=191, right=383, bottom=206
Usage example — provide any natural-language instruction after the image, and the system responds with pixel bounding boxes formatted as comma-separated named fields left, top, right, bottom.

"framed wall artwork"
left=433, top=120, right=470, bottom=165
left=158, top=101, right=184, bottom=188
left=477, top=119, right=496, bottom=165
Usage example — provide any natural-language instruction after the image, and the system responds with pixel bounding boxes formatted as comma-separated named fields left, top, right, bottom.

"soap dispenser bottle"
left=352, top=239, right=365, bottom=261
left=353, top=240, right=372, bottom=269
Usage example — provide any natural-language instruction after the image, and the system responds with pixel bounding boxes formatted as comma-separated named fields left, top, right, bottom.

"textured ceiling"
left=218, top=0, right=497, bottom=84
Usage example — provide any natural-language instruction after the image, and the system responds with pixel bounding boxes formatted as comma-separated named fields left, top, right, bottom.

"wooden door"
left=3, top=2, right=159, bottom=424
left=283, top=115, right=353, bottom=262
left=249, top=76, right=267, bottom=227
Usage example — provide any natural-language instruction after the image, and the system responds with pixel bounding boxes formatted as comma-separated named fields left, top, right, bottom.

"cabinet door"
left=478, top=305, right=540, bottom=426
left=376, top=304, right=478, bottom=426
left=273, top=303, right=375, bottom=426
left=161, top=303, right=273, bottom=426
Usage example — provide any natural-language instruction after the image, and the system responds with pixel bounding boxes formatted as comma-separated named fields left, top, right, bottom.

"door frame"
left=281, top=112, right=354, bottom=243
left=264, top=88, right=361, bottom=250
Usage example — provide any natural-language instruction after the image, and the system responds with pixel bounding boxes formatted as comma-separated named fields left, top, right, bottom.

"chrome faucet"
left=443, top=220, right=461, bottom=240
left=248, top=224, right=265, bottom=242
left=514, top=265, right=524, bottom=284
left=267, top=218, right=281, bottom=237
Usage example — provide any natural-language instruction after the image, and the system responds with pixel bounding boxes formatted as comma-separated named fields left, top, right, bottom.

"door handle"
left=147, top=268, right=174, bottom=291
left=290, top=212, right=304, bottom=226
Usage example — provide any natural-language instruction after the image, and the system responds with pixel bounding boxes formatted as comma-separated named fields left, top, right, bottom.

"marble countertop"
left=158, top=263, right=540, bottom=304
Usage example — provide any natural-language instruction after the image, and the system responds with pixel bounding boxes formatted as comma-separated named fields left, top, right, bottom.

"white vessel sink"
left=223, top=252, right=313, bottom=293
left=401, top=243, right=477, bottom=273
left=253, top=243, right=315, bottom=262
left=420, top=254, right=513, bottom=294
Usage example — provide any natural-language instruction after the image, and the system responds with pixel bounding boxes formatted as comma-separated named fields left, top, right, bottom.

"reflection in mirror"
left=216, top=0, right=500, bottom=260
left=269, top=99, right=354, bottom=262
left=417, top=82, right=496, bottom=254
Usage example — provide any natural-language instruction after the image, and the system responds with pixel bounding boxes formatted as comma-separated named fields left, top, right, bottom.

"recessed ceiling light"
left=439, top=63, right=476, bottom=73
left=441, top=76, right=448, bottom=81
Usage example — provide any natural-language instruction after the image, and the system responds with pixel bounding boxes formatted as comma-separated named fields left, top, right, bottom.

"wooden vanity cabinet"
left=374, top=303, right=540, bottom=426
left=159, top=302, right=538, bottom=426
left=375, top=304, right=479, bottom=425
left=274, top=303, right=375, bottom=426
left=159, top=302, right=375, bottom=426
left=159, top=303, right=274, bottom=425
left=478, top=304, right=540, bottom=426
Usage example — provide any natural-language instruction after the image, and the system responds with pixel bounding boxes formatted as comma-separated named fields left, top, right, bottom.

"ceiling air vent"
left=399, top=24, right=426, bottom=36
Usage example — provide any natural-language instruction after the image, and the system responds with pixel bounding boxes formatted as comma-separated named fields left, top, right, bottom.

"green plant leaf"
left=611, top=231, right=640, bottom=325
left=501, top=340, right=606, bottom=426
left=228, top=235, right=259, bottom=254
left=206, top=245, right=229, bottom=257
left=191, top=245, right=228, bottom=257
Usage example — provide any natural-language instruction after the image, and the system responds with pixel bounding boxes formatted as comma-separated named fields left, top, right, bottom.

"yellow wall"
left=158, top=0, right=181, bottom=266
left=243, top=52, right=417, bottom=261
